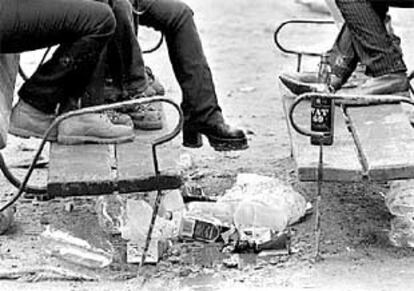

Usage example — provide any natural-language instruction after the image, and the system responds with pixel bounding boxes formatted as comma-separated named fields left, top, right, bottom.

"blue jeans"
left=0, top=0, right=116, bottom=114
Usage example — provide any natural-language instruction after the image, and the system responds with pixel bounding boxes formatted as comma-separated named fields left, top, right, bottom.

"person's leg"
left=0, top=0, right=116, bottom=114
left=107, top=0, right=148, bottom=94
left=335, top=0, right=406, bottom=77
left=139, top=0, right=222, bottom=126
left=138, top=0, right=247, bottom=150
left=1, top=0, right=135, bottom=144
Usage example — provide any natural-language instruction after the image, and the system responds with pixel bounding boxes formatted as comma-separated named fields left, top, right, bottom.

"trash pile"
left=38, top=174, right=309, bottom=269
left=386, top=180, right=414, bottom=248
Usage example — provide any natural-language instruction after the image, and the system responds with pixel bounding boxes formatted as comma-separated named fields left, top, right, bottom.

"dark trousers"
left=138, top=0, right=223, bottom=125
left=0, top=0, right=116, bottom=114
left=106, top=0, right=147, bottom=92
left=330, top=0, right=410, bottom=78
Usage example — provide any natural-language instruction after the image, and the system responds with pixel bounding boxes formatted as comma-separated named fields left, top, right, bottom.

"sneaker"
left=57, top=113, right=135, bottom=145
left=9, top=100, right=57, bottom=141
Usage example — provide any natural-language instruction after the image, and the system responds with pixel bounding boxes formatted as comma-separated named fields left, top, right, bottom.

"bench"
left=0, top=53, right=183, bottom=266
left=283, top=93, right=414, bottom=182
left=275, top=18, right=414, bottom=183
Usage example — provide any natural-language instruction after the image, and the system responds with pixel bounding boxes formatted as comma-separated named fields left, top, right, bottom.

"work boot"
left=57, top=113, right=135, bottom=145
left=105, top=110, right=134, bottom=128
left=129, top=103, right=164, bottom=130
left=121, top=86, right=164, bottom=131
left=9, top=100, right=57, bottom=141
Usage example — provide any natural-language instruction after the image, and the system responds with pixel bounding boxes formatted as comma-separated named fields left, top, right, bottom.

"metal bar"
left=274, top=19, right=335, bottom=58
left=140, top=99, right=184, bottom=267
left=314, top=142, right=324, bottom=260
left=0, top=97, right=183, bottom=213
left=0, top=153, right=47, bottom=194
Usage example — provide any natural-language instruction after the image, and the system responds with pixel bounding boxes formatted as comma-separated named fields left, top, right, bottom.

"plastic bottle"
left=41, top=226, right=113, bottom=268
left=95, top=195, right=126, bottom=235
left=231, top=178, right=307, bottom=232
left=187, top=201, right=234, bottom=226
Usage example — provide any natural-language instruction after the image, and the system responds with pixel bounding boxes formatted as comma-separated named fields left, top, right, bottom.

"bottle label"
left=311, top=96, right=334, bottom=145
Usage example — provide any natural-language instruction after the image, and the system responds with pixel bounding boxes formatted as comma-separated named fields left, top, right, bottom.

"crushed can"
left=179, top=215, right=223, bottom=243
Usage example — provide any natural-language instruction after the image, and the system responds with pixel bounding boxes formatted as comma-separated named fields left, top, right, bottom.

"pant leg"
left=107, top=0, right=147, bottom=92
left=84, top=0, right=148, bottom=106
left=335, top=0, right=406, bottom=77
left=0, top=0, right=116, bottom=114
left=139, top=0, right=223, bottom=125
left=328, top=24, right=359, bottom=80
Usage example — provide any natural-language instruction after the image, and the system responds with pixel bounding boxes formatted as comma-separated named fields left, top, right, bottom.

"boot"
left=183, top=120, right=248, bottom=151
left=57, top=113, right=135, bottom=145
left=9, top=100, right=57, bottom=141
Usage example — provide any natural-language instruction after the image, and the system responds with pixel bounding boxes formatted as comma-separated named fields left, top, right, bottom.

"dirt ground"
left=1, top=0, right=414, bottom=290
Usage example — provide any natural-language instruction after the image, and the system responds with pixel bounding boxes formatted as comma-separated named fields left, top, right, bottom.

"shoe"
left=105, top=110, right=134, bottom=128
left=57, top=113, right=135, bottom=145
left=336, top=73, right=410, bottom=106
left=145, top=66, right=165, bottom=96
left=337, top=72, right=410, bottom=96
left=9, top=100, right=57, bottom=141
left=183, top=121, right=248, bottom=151
left=129, top=103, right=164, bottom=130
left=279, top=72, right=345, bottom=95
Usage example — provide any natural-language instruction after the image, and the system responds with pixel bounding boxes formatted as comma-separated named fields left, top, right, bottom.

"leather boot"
left=183, top=120, right=248, bottom=151
left=57, top=113, right=135, bottom=145
left=9, top=100, right=57, bottom=141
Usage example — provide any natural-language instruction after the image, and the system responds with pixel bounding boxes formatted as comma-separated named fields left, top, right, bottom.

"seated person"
left=98, top=0, right=248, bottom=151
left=280, top=0, right=413, bottom=96
left=86, top=0, right=166, bottom=131
left=2, top=0, right=134, bottom=144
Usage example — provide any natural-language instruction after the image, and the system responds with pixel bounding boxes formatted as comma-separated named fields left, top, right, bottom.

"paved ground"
left=1, top=0, right=414, bottom=290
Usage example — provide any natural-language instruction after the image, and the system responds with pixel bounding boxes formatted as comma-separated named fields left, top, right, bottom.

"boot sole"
left=133, top=120, right=164, bottom=130
left=57, top=134, right=135, bottom=145
left=9, top=125, right=57, bottom=142
left=206, top=135, right=249, bottom=152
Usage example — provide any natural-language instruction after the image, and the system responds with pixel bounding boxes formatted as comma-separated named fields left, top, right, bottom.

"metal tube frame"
left=0, top=96, right=183, bottom=213
left=289, top=92, right=414, bottom=139
left=274, top=19, right=335, bottom=72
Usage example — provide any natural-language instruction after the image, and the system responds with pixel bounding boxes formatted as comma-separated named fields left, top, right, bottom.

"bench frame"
left=0, top=96, right=183, bottom=266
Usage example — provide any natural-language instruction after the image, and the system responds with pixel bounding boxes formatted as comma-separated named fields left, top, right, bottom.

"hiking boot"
left=9, top=100, right=57, bottom=141
left=105, top=110, right=134, bottom=128
left=129, top=103, right=164, bottom=130
left=57, top=113, right=135, bottom=145
left=145, top=66, right=165, bottom=96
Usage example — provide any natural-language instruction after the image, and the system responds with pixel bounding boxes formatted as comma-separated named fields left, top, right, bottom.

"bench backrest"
left=0, top=54, right=19, bottom=149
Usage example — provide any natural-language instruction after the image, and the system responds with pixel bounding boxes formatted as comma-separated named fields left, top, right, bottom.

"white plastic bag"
left=220, top=174, right=307, bottom=232
left=0, top=54, right=19, bottom=149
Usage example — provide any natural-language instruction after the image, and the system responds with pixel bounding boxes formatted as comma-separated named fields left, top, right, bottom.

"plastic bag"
left=220, top=174, right=307, bottom=232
